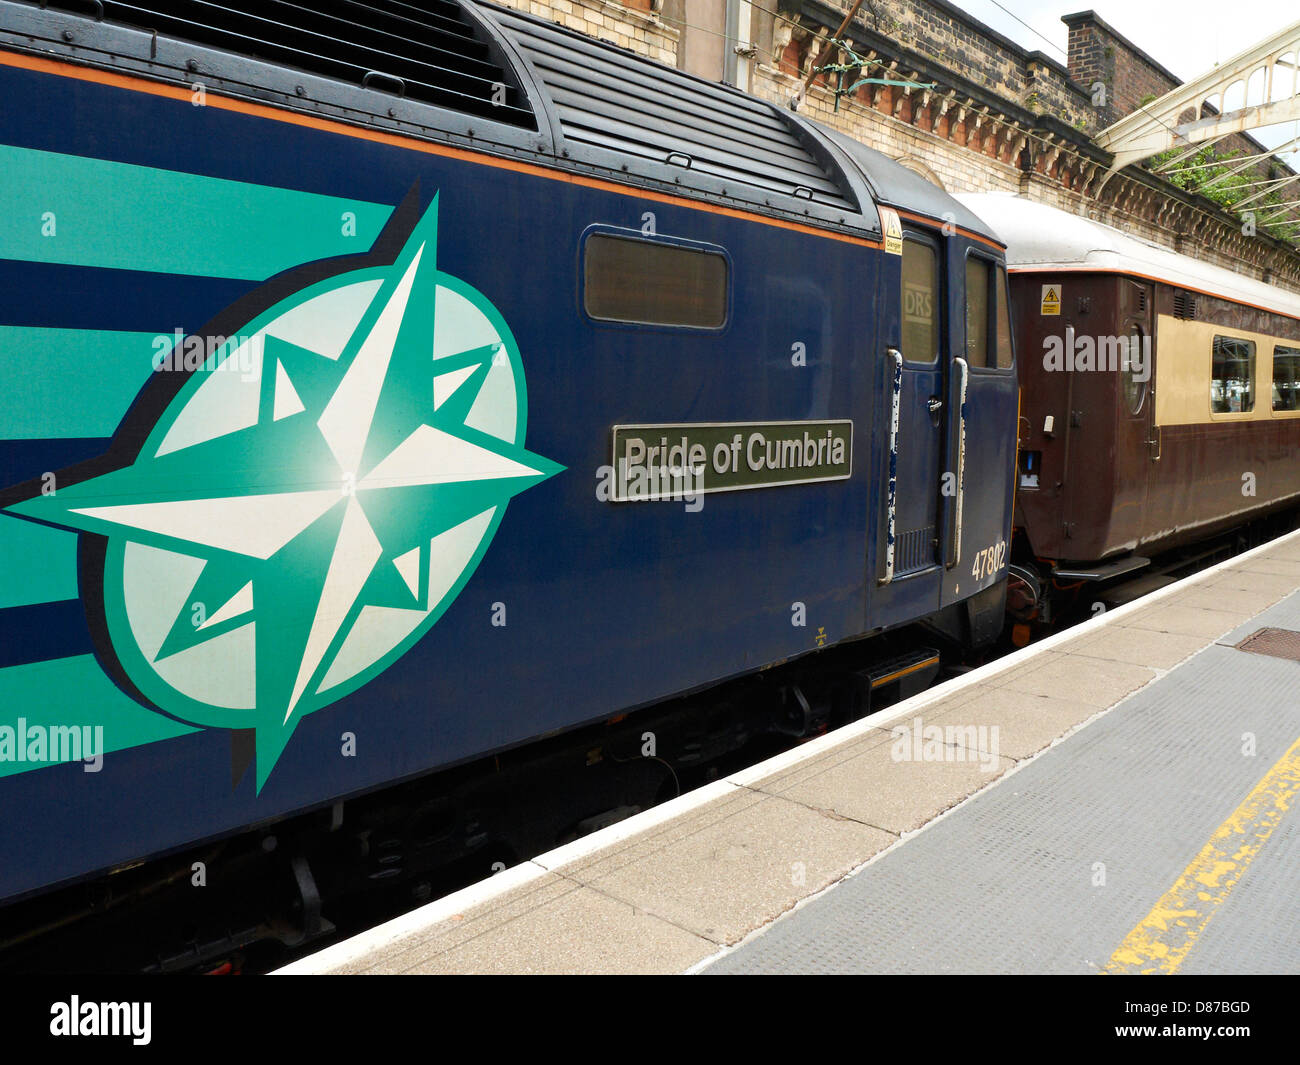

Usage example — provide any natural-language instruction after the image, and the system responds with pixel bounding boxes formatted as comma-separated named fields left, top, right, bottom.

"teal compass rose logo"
left=6, top=194, right=563, bottom=789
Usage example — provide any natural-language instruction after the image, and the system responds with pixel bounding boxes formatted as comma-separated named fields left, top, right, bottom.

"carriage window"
left=584, top=234, right=728, bottom=328
left=901, top=239, right=938, bottom=363
left=994, top=265, right=1013, bottom=369
left=1274, top=345, right=1300, bottom=412
left=1211, top=336, right=1255, bottom=413
left=965, top=258, right=989, bottom=368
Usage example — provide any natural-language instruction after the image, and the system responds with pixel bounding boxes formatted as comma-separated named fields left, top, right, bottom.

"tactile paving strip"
left=1235, top=627, right=1300, bottom=662
left=702, top=636, right=1300, bottom=974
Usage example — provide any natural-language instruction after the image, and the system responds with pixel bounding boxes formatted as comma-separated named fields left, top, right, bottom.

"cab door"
left=938, top=248, right=1019, bottom=609
left=874, top=223, right=947, bottom=620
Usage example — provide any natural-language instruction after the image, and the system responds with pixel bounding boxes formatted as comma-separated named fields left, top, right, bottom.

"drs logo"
left=904, top=281, right=932, bottom=324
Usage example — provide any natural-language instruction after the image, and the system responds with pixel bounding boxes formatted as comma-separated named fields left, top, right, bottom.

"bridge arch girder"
left=1097, top=20, right=1300, bottom=170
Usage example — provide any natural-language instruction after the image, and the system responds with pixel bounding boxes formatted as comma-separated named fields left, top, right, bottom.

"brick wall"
left=773, top=0, right=1097, bottom=131
left=497, top=0, right=678, bottom=65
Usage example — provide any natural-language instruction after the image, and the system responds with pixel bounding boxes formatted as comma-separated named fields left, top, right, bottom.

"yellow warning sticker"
left=1041, top=283, right=1061, bottom=315
left=881, top=207, right=903, bottom=255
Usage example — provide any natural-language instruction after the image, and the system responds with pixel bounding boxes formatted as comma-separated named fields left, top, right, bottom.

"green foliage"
left=1148, top=146, right=1300, bottom=243
left=1148, top=145, right=1248, bottom=207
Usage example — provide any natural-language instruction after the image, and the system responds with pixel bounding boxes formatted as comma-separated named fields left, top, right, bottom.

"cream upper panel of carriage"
left=1153, top=317, right=1300, bottom=426
left=956, top=193, right=1300, bottom=322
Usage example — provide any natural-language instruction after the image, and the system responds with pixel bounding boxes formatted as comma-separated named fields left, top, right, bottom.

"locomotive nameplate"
left=610, top=420, right=853, bottom=502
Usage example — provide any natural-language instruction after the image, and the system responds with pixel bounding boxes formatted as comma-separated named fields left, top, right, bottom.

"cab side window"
left=993, top=265, right=1014, bottom=369
left=965, top=258, right=989, bottom=368
left=964, top=256, right=1014, bottom=370
left=900, top=238, right=938, bottom=364
left=584, top=233, right=728, bottom=328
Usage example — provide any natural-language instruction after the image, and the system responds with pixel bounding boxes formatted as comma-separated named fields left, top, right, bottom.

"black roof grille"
left=40, top=0, right=536, bottom=127
left=1173, top=290, right=1198, bottom=320
left=491, top=7, right=855, bottom=209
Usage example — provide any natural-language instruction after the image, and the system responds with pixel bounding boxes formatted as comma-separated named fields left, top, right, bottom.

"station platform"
left=278, top=530, right=1300, bottom=975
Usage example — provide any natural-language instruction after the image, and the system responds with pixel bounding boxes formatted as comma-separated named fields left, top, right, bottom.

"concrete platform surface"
left=278, top=529, right=1300, bottom=975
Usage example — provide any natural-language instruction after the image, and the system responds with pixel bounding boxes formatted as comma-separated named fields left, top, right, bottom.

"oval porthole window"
left=1122, top=325, right=1148, bottom=415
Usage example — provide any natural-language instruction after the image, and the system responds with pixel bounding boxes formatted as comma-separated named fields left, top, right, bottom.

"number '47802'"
left=971, top=539, right=1007, bottom=582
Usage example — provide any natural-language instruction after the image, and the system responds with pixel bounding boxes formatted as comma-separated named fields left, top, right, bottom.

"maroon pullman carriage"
left=959, top=194, right=1300, bottom=629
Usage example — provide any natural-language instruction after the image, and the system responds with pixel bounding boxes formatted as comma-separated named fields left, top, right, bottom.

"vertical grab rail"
left=948, top=356, right=969, bottom=568
left=880, top=348, right=903, bottom=584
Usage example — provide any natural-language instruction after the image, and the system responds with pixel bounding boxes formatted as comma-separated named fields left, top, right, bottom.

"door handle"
left=1146, top=425, right=1162, bottom=461
left=880, top=349, right=903, bottom=584
left=946, top=358, right=969, bottom=569
left=927, top=396, right=943, bottom=428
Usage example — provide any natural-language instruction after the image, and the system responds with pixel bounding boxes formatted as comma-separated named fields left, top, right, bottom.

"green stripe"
left=0, top=144, right=392, bottom=279
left=0, top=654, right=198, bottom=777
left=0, top=327, right=160, bottom=608
left=0, top=515, right=78, bottom=609
left=0, top=327, right=163, bottom=438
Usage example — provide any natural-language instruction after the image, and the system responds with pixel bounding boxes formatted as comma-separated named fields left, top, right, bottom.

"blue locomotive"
left=0, top=1, right=1015, bottom=966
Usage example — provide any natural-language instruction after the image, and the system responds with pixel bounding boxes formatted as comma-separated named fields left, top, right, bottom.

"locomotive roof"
left=488, top=3, right=876, bottom=234
left=487, top=4, right=999, bottom=245
left=813, top=125, right=1002, bottom=244
left=958, top=193, right=1300, bottom=320
left=12, top=0, right=993, bottom=246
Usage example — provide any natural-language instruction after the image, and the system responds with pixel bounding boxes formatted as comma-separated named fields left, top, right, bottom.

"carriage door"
left=1118, top=279, right=1155, bottom=529
left=878, top=224, right=945, bottom=594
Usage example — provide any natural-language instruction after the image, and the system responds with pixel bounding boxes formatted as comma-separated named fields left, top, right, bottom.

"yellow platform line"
left=1104, top=734, right=1300, bottom=974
